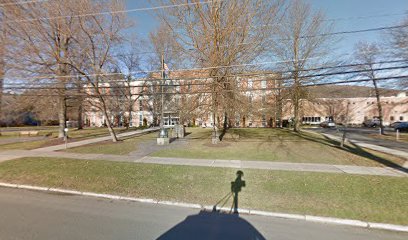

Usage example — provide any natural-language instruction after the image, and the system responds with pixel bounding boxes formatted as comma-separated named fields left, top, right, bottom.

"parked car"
left=320, top=121, right=336, bottom=128
left=394, top=122, right=408, bottom=132
left=362, top=118, right=381, bottom=128
left=390, top=121, right=401, bottom=128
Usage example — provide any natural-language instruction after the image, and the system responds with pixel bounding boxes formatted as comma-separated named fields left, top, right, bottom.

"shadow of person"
left=231, top=170, right=246, bottom=214
left=156, top=210, right=266, bottom=240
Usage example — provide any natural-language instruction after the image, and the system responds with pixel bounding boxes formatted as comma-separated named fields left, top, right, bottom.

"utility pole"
left=0, top=9, right=5, bottom=134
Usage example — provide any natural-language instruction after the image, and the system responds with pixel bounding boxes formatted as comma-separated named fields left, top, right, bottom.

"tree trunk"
left=100, top=97, right=118, bottom=142
left=58, top=94, right=67, bottom=139
left=127, top=102, right=132, bottom=129
left=293, top=91, right=300, bottom=132
left=103, top=110, right=118, bottom=142
left=219, top=112, right=228, bottom=141
left=0, top=50, right=3, bottom=133
left=77, top=102, right=83, bottom=130
left=0, top=15, right=4, bottom=134
left=373, top=79, right=384, bottom=135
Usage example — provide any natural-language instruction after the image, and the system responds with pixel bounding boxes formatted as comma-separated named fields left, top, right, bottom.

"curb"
left=1, top=182, right=407, bottom=233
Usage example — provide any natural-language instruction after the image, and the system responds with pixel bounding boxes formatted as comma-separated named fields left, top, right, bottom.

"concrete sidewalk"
left=31, top=127, right=160, bottom=152
left=0, top=150, right=406, bottom=177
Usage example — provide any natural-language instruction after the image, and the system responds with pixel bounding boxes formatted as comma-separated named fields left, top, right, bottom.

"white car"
left=320, top=121, right=336, bottom=128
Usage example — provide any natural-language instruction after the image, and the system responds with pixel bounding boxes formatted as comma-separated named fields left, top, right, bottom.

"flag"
left=164, top=63, right=170, bottom=73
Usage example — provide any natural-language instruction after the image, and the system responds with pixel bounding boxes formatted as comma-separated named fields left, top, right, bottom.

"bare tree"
left=271, top=0, right=334, bottom=132
left=4, top=1, right=129, bottom=141
left=62, top=0, right=129, bottom=142
left=3, top=0, right=83, bottom=138
left=153, top=0, right=284, bottom=142
left=113, top=39, right=147, bottom=129
left=386, top=16, right=408, bottom=89
left=353, top=42, right=385, bottom=134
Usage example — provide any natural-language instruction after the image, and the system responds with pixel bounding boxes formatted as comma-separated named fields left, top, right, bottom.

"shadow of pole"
left=213, top=170, right=246, bottom=214
left=231, top=170, right=246, bottom=214
left=156, top=170, right=264, bottom=240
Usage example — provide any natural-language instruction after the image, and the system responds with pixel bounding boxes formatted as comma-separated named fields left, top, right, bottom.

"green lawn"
left=150, top=128, right=404, bottom=167
left=0, top=157, right=407, bottom=225
left=0, top=127, right=139, bottom=151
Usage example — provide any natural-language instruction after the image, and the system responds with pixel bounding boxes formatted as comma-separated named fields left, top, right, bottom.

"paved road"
left=308, top=128, right=407, bottom=153
left=0, top=187, right=406, bottom=240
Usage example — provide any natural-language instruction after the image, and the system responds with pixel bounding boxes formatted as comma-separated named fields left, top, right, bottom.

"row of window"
left=302, top=117, right=322, bottom=123
left=247, top=80, right=267, bottom=89
left=367, top=101, right=394, bottom=105
left=390, top=116, right=404, bottom=121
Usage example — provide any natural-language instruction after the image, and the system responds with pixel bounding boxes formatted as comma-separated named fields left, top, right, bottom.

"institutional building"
left=83, top=72, right=408, bottom=128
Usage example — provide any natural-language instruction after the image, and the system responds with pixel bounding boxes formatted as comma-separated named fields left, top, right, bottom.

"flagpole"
left=160, top=53, right=165, bottom=136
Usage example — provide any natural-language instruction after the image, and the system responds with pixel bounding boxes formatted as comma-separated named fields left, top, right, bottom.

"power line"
left=3, top=56, right=325, bottom=81
left=4, top=65, right=408, bottom=90
left=325, top=11, right=408, bottom=22
left=5, top=75, right=407, bottom=97
left=4, top=0, right=220, bottom=23
left=0, top=0, right=49, bottom=7
left=4, top=58, right=408, bottom=84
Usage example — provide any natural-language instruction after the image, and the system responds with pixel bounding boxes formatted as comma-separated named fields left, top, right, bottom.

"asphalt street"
left=309, top=127, right=408, bottom=153
left=0, top=187, right=406, bottom=240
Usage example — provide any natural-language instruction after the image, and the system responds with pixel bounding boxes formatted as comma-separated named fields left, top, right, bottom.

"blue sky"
left=124, top=0, right=407, bottom=55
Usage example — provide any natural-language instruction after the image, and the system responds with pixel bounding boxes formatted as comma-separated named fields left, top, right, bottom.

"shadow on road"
left=157, top=170, right=259, bottom=240
left=156, top=210, right=265, bottom=240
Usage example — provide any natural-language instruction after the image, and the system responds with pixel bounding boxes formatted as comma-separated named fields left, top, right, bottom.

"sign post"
left=64, top=128, right=69, bottom=149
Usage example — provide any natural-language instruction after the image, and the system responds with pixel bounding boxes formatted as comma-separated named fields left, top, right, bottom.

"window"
left=261, top=80, right=267, bottom=89
left=139, top=100, right=143, bottom=111
left=248, top=80, right=253, bottom=89
left=400, top=116, right=404, bottom=121
left=139, top=114, right=143, bottom=126
left=390, top=116, right=394, bottom=121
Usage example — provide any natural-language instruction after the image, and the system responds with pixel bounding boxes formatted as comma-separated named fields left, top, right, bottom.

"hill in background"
left=308, top=85, right=401, bottom=98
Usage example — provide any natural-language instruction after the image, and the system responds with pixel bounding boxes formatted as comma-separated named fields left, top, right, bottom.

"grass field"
left=0, top=127, right=139, bottom=151
left=150, top=128, right=404, bottom=167
left=0, top=157, right=407, bottom=225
